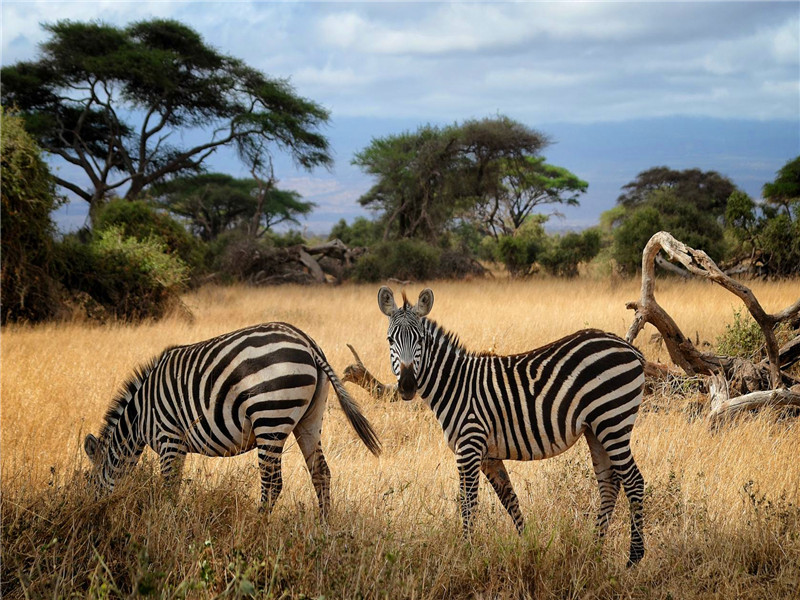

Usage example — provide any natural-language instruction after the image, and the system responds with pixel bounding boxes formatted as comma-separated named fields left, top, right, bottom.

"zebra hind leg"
left=481, top=459, right=524, bottom=533
left=294, top=426, right=331, bottom=518
left=584, top=430, right=621, bottom=541
left=604, top=440, right=645, bottom=566
left=256, top=433, right=288, bottom=514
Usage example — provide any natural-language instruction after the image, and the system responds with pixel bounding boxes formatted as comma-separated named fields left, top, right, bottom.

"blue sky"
left=3, top=1, right=799, bottom=234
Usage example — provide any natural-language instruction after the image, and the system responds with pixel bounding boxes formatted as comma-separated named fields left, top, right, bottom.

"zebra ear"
left=378, top=286, right=397, bottom=316
left=84, top=434, right=100, bottom=463
left=414, top=288, right=434, bottom=317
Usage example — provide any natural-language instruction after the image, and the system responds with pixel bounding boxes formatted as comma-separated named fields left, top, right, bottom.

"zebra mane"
left=423, top=318, right=475, bottom=357
left=98, top=349, right=169, bottom=441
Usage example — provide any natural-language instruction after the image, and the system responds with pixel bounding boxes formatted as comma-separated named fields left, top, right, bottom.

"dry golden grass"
left=2, top=278, right=799, bottom=599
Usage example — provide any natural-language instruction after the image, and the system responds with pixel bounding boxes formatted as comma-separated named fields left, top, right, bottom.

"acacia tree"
left=1, top=19, right=331, bottom=221
left=154, top=173, right=313, bottom=241
left=608, top=167, right=739, bottom=274
left=352, top=116, right=557, bottom=241
left=476, top=156, right=588, bottom=238
left=762, top=156, right=799, bottom=218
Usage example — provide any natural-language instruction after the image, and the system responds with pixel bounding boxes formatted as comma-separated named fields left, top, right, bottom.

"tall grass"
left=2, top=278, right=799, bottom=598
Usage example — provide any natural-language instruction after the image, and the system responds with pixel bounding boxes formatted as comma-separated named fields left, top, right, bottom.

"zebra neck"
left=417, top=320, right=471, bottom=411
left=104, top=394, right=145, bottom=470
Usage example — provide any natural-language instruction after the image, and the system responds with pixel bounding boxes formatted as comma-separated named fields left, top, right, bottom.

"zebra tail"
left=314, top=353, right=382, bottom=457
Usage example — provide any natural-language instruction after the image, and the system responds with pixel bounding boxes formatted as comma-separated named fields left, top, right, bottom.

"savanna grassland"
left=2, top=278, right=799, bottom=599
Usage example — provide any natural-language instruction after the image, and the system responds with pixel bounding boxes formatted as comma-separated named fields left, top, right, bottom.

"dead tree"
left=625, top=231, right=800, bottom=420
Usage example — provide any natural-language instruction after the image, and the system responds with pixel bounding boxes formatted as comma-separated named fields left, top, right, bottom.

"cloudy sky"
left=3, top=1, right=799, bottom=233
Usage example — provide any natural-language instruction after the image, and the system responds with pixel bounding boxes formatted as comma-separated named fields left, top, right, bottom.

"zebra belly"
left=485, top=424, right=585, bottom=461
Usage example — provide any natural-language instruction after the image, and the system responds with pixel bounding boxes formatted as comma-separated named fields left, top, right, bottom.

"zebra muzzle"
left=398, top=364, right=417, bottom=400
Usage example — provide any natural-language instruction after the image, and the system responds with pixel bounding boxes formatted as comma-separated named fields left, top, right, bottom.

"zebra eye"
left=387, top=336, right=395, bottom=345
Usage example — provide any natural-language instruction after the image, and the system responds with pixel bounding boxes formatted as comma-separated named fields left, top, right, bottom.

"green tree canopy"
left=475, top=156, right=588, bottom=237
left=762, top=156, right=800, bottom=218
left=1, top=19, right=331, bottom=219
left=608, top=170, right=734, bottom=274
left=352, top=116, right=553, bottom=242
left=153, top=173, right=314, bottom=240
left=617, top=166, right=737, bottom=217
left=0, top=109, right=63, bottom=323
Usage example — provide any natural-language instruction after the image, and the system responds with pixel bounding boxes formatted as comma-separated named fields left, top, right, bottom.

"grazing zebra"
left=84, top=322, right=381, bottom=516
left=377, top=287, right=646, bottom=565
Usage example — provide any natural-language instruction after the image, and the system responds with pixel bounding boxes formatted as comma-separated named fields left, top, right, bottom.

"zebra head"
left=83, top=433, right=114, bottom=496
left=378, top=286, right=434, bottom=401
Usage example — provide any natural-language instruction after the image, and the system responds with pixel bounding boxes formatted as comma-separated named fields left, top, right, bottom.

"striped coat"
left=378, top=287, right=646, bottom=565
left=84, top=322, right=380, bottom=516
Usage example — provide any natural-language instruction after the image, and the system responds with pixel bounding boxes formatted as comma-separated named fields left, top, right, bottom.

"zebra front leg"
left=157, top=437, right=187, bottom=492
left=584, top=430, right=620, bottom=540
left=456, top=445, right=484, bottom=537
left=481, top=459, right=524, bottom=533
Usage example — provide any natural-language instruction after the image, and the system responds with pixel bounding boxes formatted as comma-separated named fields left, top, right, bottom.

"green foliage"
left=153, top=174, right=313, bottom=241
left=725, top=186, right=800, bottom=277
left=539, top=229, right=602, bottom=277
left=477, top=156, right=588, bottom=237
left=2, top=19, right=331, bottom=211
left=95, top=198, right=202, bottom=268
left=352, top=240, right=442, bottom=283
left=758, top=211, right=800, bottom=276
left=609, top=185, right=727, bottom=275
left=762, top=156, right=800, bottom=217
left=493, top=216, right=548, bottom=277
left=353, top=116, right=550, bottom=242
left=715, top=309, right=766, bottom=360
left=617, top=166, right=737, bottom=216
left=329, top=217, right=382, bottom=247
left=56, top=227, right=189, bottom=321
left=0, top=108, right=63, bottom=323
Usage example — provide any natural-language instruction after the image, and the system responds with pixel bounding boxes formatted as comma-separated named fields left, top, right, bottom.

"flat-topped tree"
left=1, top=19, right=331, bottom=222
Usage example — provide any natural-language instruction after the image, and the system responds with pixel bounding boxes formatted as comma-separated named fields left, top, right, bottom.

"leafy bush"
left=352, top=239, right=442, bottom=283
left=758, top=210, right=800, bottom=277
left=0, top=109, right=63, bottom=323
left=539, top=229, right=602, bottom=277
left=56, top=227, right=189, bottom=321
left=493, top=216, right=547, bottom=277
left=329, top=217, right=382, bottom=247
left=715, top=309, right=765, bottom=360
left=95, top=198, right=202, bottom=269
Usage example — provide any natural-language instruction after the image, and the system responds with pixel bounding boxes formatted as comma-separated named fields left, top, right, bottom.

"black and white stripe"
left=84, top=322, right=381, bottom=515
left=378, top=287, right=646, bottom=565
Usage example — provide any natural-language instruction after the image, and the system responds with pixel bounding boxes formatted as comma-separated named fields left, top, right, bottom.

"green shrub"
left=329, top=217, right=382, bottom=247
left=352, top=239, right=442, bottom=283
left=539, top=229, right=602, bottom=277
left=494, top=217, right=547, bottom=277
left=1, top=109, right=63, bottom=323
left=56, top=227, right=189, bottom=321
left=715, top=309, right=765, bottom=360
left=95, top=198, right=202, bottom=269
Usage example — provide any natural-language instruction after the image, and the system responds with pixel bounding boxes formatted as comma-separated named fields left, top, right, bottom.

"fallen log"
left=708, top=373, right=800, bottom=426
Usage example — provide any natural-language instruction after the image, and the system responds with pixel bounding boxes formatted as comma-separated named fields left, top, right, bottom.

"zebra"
left=83, top=322, right=381, bottom=516
left=377, top=286, right=646, bottom=565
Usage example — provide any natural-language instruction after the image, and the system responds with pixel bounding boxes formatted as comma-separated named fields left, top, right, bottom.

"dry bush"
left=2, top=278, right=799, bottom=598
